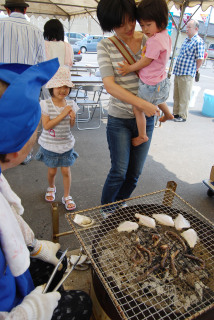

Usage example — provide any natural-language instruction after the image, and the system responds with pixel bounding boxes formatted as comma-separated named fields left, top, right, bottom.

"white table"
left=71, top=64, right=99, bottom=75
left=71, top=76, right=103, bottom=86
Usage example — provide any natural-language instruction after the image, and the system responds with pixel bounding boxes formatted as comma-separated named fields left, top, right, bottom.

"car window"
left=92, top=37, right=101, bottom=42
left=209, top=44, right=214, bottom=49
left=77, top=34, right=83, bottom=39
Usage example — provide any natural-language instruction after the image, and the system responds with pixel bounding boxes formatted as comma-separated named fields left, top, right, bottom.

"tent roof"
left=0, top=0, right=213, bottom=20
left=167, top=0, right=214, bottom=11
left=0, top=0, right=99, bottom=20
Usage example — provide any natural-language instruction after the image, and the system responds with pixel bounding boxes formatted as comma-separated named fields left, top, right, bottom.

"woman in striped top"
left=97, top=0, right=159, bottom=211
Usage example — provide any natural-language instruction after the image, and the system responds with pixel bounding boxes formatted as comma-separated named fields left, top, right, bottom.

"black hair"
left=137, top=0, right=169, bottom=30
left=43, top=19, right=64, bottom=41
left=97, top=0, right=137, bottom=32
left=48, top=87, right=71, bottom=97
left=0, top=154, right=8, bottom=163
left=5, top=6, right=25, bottom=13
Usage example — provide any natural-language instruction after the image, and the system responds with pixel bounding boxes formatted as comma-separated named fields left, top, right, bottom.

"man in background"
left=0, top=0, right=46, bottom=163
left=0, top=0, right=45, bottom=64
left=173, top=19, right=204, bottom=122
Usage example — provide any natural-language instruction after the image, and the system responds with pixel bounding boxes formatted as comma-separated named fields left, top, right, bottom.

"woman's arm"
left=103, top=76, right=157, bottom=117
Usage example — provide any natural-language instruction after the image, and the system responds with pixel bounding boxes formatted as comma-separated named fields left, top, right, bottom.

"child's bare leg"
left=132, top=106, right=149, bottom=146
left=61, top=166, right=75, bottom=209
left=159, top=102, right=174, bottom=122
left=47, top=167, right=57, bottom=201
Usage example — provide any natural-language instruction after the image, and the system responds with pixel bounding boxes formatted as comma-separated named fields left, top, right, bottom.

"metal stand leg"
left=51, top=202, right=59, bottom=243
left=162, top=181, right=177, bottom=207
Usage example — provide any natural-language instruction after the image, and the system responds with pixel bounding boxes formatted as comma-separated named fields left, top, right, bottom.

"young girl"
left=118, top=0, right=173, bottom=146
left=36, top=66, right=78, bottom=211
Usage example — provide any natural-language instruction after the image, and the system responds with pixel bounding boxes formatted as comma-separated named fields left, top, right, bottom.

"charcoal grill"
left=66, top=186, right=214, bottom=320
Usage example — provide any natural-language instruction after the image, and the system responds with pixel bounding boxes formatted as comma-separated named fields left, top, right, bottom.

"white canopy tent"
left=0, top=0, right=211, bottom=20
left=0, top=0, right=99, bottom=20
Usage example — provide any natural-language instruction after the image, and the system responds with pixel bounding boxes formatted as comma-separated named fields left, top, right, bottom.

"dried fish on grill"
left=174, top=213, right=191, bottom=230
left=135, top=213, right=156, bottom=228
left=181, top=228, right=198, bottom=248
left=96, top=222, right=213, bottom=314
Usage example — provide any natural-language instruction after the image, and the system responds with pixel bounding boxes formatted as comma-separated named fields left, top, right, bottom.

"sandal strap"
left=46, top=192, right=55, bottom=197
left=47, top=186, right=56, bottom=192
left=63, top=195, right=73, bottom=201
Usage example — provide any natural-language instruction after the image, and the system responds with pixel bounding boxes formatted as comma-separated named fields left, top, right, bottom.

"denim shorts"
left=35, top=146, right=79, bottom=168
left=138, top=78, right=170, bottom=105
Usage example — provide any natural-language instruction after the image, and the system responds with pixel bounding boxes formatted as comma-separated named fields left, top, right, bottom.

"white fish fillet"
left=174, top=214, right=190, bottom=230
left=117, top=221, right=139, bottom=233
left=152, top=214, right=174, bottom=227
left=73, top=214, right=93, bottom=226
left=181, top=229, right=198, bottom=248
left=135, top=213, right=156, bottom=228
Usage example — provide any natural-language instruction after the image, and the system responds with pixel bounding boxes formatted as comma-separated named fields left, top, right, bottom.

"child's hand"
left=69, top=109, right=76, bottom=127
left=62, top=105, right=73, bottom=117
left=117, top=61, right=131, bottom=76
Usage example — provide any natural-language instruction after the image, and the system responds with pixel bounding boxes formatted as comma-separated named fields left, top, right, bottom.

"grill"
left=66, top=187, right=214, bottom=320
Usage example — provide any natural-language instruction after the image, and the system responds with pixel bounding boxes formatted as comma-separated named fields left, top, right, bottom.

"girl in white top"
left=36, top=67, right=79, bottom=211
left=44, top=19, right=73, bottom=67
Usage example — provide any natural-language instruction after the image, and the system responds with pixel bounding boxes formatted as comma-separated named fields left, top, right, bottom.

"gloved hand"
left=30, top=239, right=60, bottom=266
left=16, top=285, right=61, bottom=320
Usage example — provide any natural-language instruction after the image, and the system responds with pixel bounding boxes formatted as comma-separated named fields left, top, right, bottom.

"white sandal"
left=45, top=186, right=56, bottom=202
left=62, top=196, right=76, bottom=211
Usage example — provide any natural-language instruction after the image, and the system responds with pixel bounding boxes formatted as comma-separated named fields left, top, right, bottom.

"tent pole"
left=168, top=3, right=187, bottom=78
left=203, top=6, right=212, bottom=49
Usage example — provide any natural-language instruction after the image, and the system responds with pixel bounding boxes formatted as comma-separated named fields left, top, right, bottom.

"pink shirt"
left=139, top=30, right=171, bottom=85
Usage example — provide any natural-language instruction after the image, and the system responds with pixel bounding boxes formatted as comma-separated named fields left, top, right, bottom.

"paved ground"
left=4, top=55, right=214, bottom=251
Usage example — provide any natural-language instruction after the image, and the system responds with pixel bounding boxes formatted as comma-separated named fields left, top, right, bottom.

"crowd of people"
left=0, top=0, right=205, bottom=318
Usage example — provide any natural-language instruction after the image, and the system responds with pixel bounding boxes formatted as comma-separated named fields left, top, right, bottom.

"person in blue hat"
left=0, top=60, right=92, bottom=320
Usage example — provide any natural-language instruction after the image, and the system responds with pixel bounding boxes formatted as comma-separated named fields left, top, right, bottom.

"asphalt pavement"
left=4, top=54, right=214, bottom=250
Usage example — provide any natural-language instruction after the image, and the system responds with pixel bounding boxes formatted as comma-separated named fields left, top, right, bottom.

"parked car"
left=65, top=32, right=85, bottom=45
left=75, top=35, right=107, bottom=53
left=73, top=44, right=82, bottom=62
left=207, top=44, right=214, bottom=59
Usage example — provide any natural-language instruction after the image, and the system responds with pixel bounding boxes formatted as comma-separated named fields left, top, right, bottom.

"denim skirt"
left=35, top=146, right=79, bottom=168
left=138, top=77, right=170, bottom=105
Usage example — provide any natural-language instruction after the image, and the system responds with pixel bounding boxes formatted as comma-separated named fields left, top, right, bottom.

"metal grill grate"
left=66, top=189, right=214, bottom=320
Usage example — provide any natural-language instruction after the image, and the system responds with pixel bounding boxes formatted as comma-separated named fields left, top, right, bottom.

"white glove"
left=30, top=240, right=60, bottom=266
left=15, top=285, right=61, bottom=320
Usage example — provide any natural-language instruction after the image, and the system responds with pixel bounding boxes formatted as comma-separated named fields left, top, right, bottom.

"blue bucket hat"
left=0, top=58, right=59, bottom=154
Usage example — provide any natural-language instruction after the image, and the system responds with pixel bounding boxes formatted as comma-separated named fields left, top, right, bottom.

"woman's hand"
left=117, top=60, right=131, bottom=76
left=139, top=102, right=160, bottom=117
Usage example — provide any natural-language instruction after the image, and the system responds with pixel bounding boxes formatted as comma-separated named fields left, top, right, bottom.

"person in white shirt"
left=44, top=19, right=74, bottom=67
left=0, top=0, right=45, bottom=65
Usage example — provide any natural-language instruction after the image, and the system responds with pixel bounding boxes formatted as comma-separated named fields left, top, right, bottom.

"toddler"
left=36, top=66, right=78, bottom=211
left=118, top=0, right=173, bottom=146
